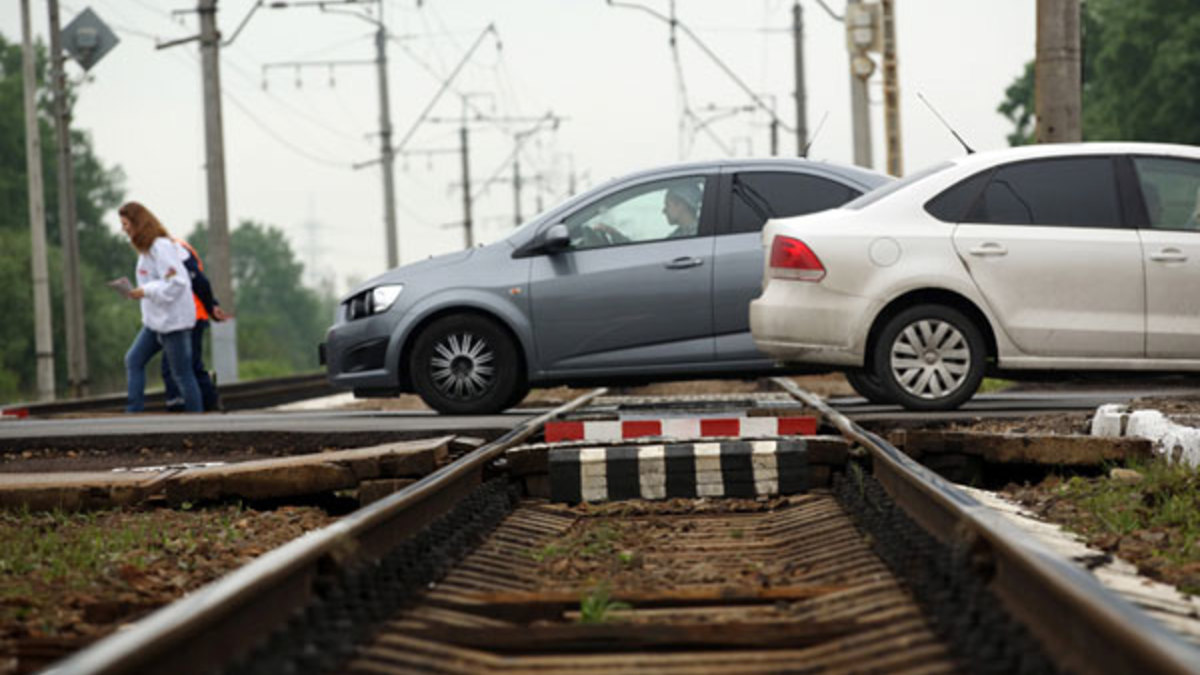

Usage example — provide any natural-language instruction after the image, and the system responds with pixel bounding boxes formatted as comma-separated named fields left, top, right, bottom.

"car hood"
left=342, top=246, right=488, bottom=300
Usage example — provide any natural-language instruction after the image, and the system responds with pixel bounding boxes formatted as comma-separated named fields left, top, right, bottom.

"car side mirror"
left=542, top=223, right=570, bottom=253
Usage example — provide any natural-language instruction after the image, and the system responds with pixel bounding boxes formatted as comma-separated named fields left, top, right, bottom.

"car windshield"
left=842, top=161, right=953, bottom=210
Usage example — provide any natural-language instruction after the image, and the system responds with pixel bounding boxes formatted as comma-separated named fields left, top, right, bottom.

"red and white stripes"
left=544, top=416, right=816, bottom=443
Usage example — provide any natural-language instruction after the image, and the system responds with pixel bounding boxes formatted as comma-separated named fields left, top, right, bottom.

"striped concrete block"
left=548, top=439, right=809, bottom=503
left=544, top=416, right=816, bottom=443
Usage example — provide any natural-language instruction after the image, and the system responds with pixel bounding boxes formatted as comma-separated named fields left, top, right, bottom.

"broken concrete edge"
left=0, top=435, right=456, bottom=512
left=1091, top=404, right=1200, bottom=468
left=889, top=430, right=1154, bottom=466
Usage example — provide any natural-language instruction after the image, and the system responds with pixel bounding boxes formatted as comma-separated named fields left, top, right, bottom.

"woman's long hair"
left=119, top=201, right=170, bottom=253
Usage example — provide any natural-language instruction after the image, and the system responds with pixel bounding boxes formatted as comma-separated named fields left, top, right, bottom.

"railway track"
left=1, top=372, right=335, bottom=417
left=40, top=382, right=1200, bottom=674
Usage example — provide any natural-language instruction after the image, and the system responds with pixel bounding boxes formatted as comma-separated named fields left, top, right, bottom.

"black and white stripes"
left=549, top=440, right=809, bottom=504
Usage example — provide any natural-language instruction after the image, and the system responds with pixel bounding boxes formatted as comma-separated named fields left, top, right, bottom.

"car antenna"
left=917, top=92, right=975, bottom=155
left=801, top=110, right=830, bottom=158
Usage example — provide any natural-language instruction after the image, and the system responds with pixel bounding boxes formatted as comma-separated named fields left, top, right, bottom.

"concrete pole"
left=513, top=155, right=522, bottom=227
left=881, top=0, right=902, bottom=176
left=199, top=0, right=238, bottom=383
left=21, top=0, right=55, bottom=401
left=846, top=0, right=873, bottom=168
left=1035, top=0, right=1082, bottom=143
left=792, top=1, right=807, bottom=156
left=460, top=125, right=473, bottom=249
left=47, top=0, right=88, bottom=397
left=374, top=22, right=399, bottom=268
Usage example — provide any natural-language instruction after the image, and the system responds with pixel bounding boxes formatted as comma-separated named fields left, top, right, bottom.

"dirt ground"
left=0, top=504, right=336, bottom=674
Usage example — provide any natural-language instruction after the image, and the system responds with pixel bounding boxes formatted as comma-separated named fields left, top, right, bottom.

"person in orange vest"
left=163, top=238, right=230, bottom=412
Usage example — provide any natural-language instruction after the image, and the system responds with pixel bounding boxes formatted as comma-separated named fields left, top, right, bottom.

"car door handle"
left=1150, top=248, right=1188, bottom=263
left=664, top=256, right=704, bottom=269
left=968, top=243, right=1008, bottom=257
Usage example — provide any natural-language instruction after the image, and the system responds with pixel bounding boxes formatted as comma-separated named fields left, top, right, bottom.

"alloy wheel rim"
left=429, top=332, right=495, bottom=400
left=888, top=319, right=971, bottom=400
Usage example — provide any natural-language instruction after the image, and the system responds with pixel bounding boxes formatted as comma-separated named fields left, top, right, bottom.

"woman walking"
left=118, top=201, right=203, bottom=412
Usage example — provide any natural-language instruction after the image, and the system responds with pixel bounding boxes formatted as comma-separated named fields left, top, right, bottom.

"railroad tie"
left=548, top=439, right=809, bottom=504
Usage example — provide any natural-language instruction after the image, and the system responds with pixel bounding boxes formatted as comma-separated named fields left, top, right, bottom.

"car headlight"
left=346, top=283, right=404, bottom=320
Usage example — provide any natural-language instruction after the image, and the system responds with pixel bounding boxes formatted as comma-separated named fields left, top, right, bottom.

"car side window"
left=1132, top=157, right=1200, bottom=231
left=965, top=157, right=1122, bottom=228
left=562, top=176, right=707, bottom=250
left=730, top=172, right=858, bottom=234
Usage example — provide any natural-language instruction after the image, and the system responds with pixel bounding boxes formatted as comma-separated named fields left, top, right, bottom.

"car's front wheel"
left=871, top=304, right=985, bottom=411
left=409, top=314, right=527, bottom=415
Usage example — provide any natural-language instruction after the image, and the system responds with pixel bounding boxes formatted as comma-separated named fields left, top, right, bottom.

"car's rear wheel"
left=409, top=314, right=526, bottom=415
left=871, top=304, right=985, bottom=411
left=843, top=369, right=893, bottom=404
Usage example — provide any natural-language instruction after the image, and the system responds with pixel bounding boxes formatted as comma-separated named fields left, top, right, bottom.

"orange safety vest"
left=175, top=238, right=210, bottom=321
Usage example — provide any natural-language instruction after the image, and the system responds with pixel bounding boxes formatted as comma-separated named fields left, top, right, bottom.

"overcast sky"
left=5, top=0, right=1034, bottom=295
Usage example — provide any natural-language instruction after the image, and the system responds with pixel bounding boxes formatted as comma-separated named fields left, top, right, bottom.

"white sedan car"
left=751, top=142, right=1200, bottom=410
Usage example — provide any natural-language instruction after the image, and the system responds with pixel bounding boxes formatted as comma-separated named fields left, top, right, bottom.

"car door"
left=528, top=175, right=716, bottom=373
left=950, top=156, right=1144, bottom=357
left=1130, top=155, right=1200, bottom=358
left=712, top=169, right=862, bottom=361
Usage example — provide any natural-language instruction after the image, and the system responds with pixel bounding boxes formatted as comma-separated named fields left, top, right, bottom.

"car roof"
left=945, top=141, right=1200, bottom=171
left=611, top=157, right=891, bottom=188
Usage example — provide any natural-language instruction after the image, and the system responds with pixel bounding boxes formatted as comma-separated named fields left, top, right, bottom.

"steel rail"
left=2, top=372, right=337, bottom=416
left=43, top=387, right=607, bottom=675
left=773, top=376, right=1200, bottom=675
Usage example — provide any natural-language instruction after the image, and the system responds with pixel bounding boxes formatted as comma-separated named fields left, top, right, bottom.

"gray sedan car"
left=321, top=158, right=888, bottom=413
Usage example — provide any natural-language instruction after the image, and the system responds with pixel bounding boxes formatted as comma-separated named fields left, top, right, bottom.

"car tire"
left=843, top=369, right=893, bottom=404
left=871, top=304, right=985, bottom=411
left=409, top=314, right=527, bottom=415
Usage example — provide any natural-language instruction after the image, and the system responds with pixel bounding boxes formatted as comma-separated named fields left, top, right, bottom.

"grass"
left=578, top=583, right=631, bottom=624
left=977, top=377, right=1015, bottom=394
left=0, top=504, right=250, bottom=632
left=1055, top=459, right=1200, bottom=593
left=530, top=524, right=621, bottom=562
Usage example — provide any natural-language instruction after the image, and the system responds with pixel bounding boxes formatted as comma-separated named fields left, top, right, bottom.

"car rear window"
left=843, top=161, right=952, bottom=210
left=924, top=170, right=991, bottom=222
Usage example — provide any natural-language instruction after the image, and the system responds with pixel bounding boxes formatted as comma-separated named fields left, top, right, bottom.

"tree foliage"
left=187, top=221, right=335, bottom=379
left=999, top=0, right=1200, bottom=145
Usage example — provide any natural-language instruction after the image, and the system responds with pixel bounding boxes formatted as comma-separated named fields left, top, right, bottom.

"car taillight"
left=769, top=235, right=826, bottom=281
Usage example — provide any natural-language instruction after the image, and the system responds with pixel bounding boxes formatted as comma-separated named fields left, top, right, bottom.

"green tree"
left=188, top=221, right=335, bottom=378
left=0, top=33, right=131, bottom=402
left=999, top=0, right=1200, bottom=145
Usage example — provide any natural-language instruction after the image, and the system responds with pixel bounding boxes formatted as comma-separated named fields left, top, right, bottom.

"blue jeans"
left=126, top=327, right=202, bottom=412
left=162, top=319, right=219, bottom=410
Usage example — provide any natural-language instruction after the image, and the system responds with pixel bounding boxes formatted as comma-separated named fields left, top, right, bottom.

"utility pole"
left=845, top=0, right=875, bottom=168
left=198, top=0, right=239, bottom=384
left=512, top=156, right=522, bottom=227
left=21, top=0, right=55, bottom=401
left=374, top=19, right=400, bottom=268
left=792, top=1, right=807, bottom=156
left=1035, top=0, right=1082, bottom=143
left=47, top=0, right=88, bottom=397
left=459, top=124, right=472, bottom=249
left=880, top=0, right=902, bottom=176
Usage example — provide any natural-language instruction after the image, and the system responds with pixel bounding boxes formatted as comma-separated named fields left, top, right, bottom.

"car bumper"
left=323, top=315, right=402, bottom=391
left=749, top=280, right=869, bottom=367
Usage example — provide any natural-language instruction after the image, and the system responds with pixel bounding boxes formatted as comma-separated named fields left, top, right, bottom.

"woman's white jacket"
left=136, top=237, right=196, bottom=333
